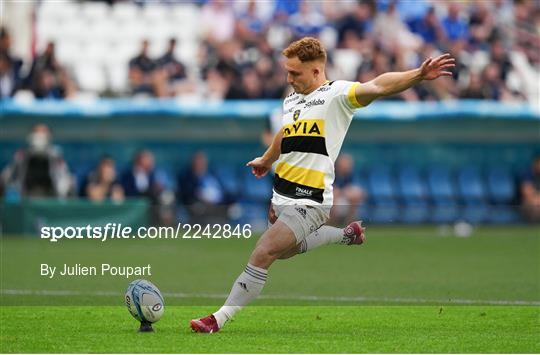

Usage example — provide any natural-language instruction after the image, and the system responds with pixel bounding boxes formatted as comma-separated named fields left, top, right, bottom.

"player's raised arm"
left=354, top=53, right=456, bottom=107
left=246, top=128, right=284, bottom=178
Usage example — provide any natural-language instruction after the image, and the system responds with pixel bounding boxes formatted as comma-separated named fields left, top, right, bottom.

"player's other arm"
left=247, top=128, right=284, bottom=178
left=354, top=53, right=455, bottom=107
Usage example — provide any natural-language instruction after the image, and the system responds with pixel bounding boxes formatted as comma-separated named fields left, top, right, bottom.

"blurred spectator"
left=468, top=2, right=495, bottom=50
left=121, top=150, right=161, bottom=199
left=208, top=40, right=242, bottom=91
left=513, top=0, right=539, bottom=65
left=121, top=150, right=173, bottom=225
left=331, top=154, right=366, bottom=225
left=178, top=151, right=225, bottom=206
left=407, top=7, right=446, bottom=45
left=288, top=1, right=327, bottom=38
left=489, top=39, right=513, bottom=82
left=0, top=27, right=23, bottom=98
left=0, top=27, right=20, bottom=63
left=157, top=38, right=186, bottom=82
left=491, top=0, right=514, bottom=44
left=266, top=2, right=294, bottom=50
left=447, top=38, right=469, bottom=71
left=128, top=40, right=166, bottom=97
left=460, top=62, right=512, bottom=101
left=335, top=1, right=373, bottom=51
left=442, top=3, right=469, bottom=42
left=226, top=67, right=264, bottom=99
left=200, top=0, right=235, bottom=44
left=177, top=151, right=228, bottom=223
left=156, top=38, right=190, bottom=97
left=202, top=34, right=288, bottom=100
left=395, top=0, right=430, bottom=23
left=1, top=123, right=74, bottom=198
left=520, top=155, right=540, bottom=222
left=0, top=53, right=19, bottom=98
left=254, top=53, right=287, bottom=99
left=273, top=0, right=301, bottom=18
left=481, top=62, right=511, bottom=101
left=236, top=0, right=269, bottom=43
left=85, top=156, right=124, bottom=203
left=203, top=67, right=230, bottom=100
left=460, top=72, right=485, bottom=99
left=373, top=1, right=422, bottom=54
left=25, top=42, right=75, bottom=99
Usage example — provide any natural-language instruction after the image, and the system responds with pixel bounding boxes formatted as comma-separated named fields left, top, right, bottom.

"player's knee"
left=250, top=246, right=277, bottom=267
left=251, top=241, right=289, bottom=266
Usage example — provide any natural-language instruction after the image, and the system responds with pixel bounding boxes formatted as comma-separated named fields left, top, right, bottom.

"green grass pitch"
left=1, top=225, right=539, bottom=353
left=1, top=306, right=538, bottom=353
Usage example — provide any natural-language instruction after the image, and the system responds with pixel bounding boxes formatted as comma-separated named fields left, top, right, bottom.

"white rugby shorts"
left=270, top=204, right=330, bottom=243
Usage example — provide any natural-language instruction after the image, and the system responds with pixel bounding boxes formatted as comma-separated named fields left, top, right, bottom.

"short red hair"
left=282, top=37, right=327, bottom=63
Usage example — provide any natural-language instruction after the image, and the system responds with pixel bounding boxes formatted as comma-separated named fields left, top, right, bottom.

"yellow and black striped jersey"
left=272, top=80, right=363, bottom=206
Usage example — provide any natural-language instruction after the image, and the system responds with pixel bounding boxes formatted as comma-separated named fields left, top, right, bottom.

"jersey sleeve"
left=333, top=80, right=364, bottom=110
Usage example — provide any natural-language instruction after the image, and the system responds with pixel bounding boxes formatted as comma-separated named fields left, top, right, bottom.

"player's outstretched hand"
left=246, top=157, right=271, bottom=178
left=420, top=53, right=456, bottom=81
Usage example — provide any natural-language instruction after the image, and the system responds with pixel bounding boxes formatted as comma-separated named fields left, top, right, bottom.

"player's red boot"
left=190, top=314, right=220, bottom=333
left=342, top=221, right=366, bottom=245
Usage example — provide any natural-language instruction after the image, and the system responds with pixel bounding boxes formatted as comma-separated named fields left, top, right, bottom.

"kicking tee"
left=272, top=80, right=363, bottom=207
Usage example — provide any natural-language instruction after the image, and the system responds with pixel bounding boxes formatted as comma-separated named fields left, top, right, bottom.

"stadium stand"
left=1, top=0, right=539, bottom=231
left=1, top=0, right=537, bottom=103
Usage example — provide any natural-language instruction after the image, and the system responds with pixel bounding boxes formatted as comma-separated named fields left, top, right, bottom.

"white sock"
left=213, top=263, right=267, bottom=328
left=299, top=225, right=347, bottom=253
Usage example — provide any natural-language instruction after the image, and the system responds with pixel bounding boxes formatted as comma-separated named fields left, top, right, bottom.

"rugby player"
left=190, top=37, right=455, bottom=333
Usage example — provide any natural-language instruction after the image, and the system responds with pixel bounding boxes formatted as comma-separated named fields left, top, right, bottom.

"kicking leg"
left=190, top=220, right=296, bottom=332
left=278, top=221, right=366, bottom=260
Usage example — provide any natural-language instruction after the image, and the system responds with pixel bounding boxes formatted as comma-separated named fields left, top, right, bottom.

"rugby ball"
left=125, top=279, right=164, bottom=323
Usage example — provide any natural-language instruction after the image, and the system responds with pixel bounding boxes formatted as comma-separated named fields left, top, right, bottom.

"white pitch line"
left=2, top=289, right=540, bottom=306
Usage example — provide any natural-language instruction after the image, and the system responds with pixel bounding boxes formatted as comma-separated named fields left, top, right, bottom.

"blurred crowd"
left=0, top=124, right=243, bottom=225
left=1, top=0, right=539, bottom=102
left=2, top=124, right=540, bottom=223
left=1, top=29, right=76, bottom=99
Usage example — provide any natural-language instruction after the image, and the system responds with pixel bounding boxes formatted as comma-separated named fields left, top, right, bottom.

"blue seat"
left=241, top=170, right=273, bottom=202
left=400, top=201, right=430, bottom=224
left=353, top=170, right=368, bottom=192
left=484, top=167, right=520, bottom=223
left=431, top=202, right=460, bottom=223
left=427, top=166, right=457, bottom=204
left=460, top=202, right=489, bottom=224
left=213, top=164, right=241, bottom=198
left=357, top=202, right=371, bottom=222
left=457, top=166, right=486, bottom=203
left=486, top=167, right=516, bottom=204
left=72, top=160, right=97, bottom=196
left=454, top=166, right=488, bottom=223
left=369, top=200, right=399, bottom=224
left=397, top=166, right=427, bottom=202
left=237, top=202, right=269, bottom=231
left=367, top=166, right=397, bottom=203
left=154, top=167, right=176, bottom=191
left=175, top=204, right=191, bottom=223
left=486, top=205, right=521, bottom=224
